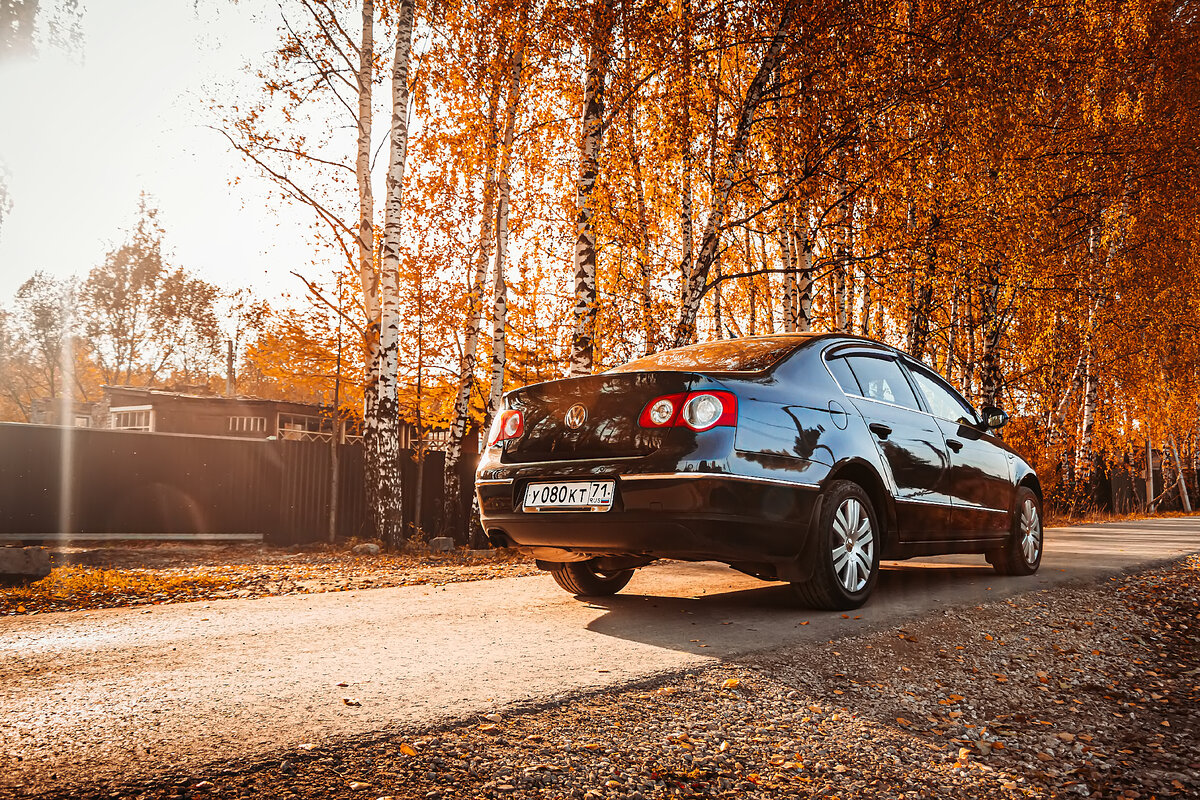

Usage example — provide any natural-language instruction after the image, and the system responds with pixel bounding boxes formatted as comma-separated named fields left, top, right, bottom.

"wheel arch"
left=823, top=458, right=896, bottom=546
left=1016, top=472, right=1043, bottom=504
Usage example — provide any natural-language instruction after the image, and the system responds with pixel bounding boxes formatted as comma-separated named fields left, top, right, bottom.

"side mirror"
left=980, top=406, right=1008, bottom=430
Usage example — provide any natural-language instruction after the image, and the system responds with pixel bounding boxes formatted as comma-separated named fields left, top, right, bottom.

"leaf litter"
left=19, top=554, right=1200, bottom=799
left=0, top=542, right=537, bottom=616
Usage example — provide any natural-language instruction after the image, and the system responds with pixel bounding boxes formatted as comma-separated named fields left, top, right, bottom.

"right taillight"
left=488, top=409, right=524, bottom=446
left=638, top=391, right=737, bottom=431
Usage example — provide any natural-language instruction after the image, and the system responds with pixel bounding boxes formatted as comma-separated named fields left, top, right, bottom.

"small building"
left=31, top=387, right=469, bottom=449
left=30, top=398, right=101, bottom=428
left=100, top=386, right=335, bottom=440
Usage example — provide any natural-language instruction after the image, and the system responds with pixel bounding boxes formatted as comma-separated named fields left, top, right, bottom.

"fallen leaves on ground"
left=14, top=556, right=1200, bottom=800
left=0, top=543, right=538, bottom=616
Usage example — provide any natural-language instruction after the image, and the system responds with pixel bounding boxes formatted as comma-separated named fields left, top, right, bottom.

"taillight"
left=638, top=393, right=686, bottom=427
left=488, top=409, right=524, bottom=446
left=638, top=391, right=736, bottom=431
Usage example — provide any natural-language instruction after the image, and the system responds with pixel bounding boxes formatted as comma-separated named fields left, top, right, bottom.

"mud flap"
left=774, top=491, right=825, bottom=584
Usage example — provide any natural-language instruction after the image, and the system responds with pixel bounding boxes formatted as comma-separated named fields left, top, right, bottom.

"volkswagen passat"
left=475, top=334, right=1043, bottom=609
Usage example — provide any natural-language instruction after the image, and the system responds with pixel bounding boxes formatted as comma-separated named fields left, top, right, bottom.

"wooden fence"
left=0, top=423, right=475, bottom=545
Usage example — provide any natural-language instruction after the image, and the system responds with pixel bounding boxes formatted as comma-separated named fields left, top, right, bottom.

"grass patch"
left=1, top=565, right=227, bottom=616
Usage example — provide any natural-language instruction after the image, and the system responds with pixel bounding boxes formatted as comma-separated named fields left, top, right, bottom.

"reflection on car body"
left=475, top=334, right=1043, bottom=609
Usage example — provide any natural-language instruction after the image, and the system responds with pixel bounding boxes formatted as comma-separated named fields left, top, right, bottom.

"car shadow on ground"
left=579, top=561, right=1041, bottom=659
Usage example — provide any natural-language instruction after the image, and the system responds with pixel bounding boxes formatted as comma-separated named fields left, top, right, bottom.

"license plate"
left=522, top=480, right=615, bottom=512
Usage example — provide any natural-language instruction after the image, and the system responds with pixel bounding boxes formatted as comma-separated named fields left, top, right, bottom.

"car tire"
left=549, top=560, right=635, bottom=596
left=989, top=487, right=1043, bottom=575
left=792, top=480, right=881, bottom=610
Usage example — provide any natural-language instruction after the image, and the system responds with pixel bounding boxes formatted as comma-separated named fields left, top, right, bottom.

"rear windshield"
left=608, top=336, right=808, bottom=374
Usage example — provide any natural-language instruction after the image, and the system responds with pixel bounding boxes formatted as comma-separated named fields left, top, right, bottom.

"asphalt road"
left=2, top=517, right=1198, bottom=793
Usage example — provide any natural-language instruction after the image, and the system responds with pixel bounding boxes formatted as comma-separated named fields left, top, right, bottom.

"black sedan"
left=475, top=334, right=1043, bottom=609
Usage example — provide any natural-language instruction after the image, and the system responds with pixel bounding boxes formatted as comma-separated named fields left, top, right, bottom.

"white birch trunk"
left=441, top=80, right=502, bottom=542
left=568, top=0, right=616, bottom=377
left=673, top=1, right=795, bottom=347
left=1170, top=437, right=1193, bottom=512
left=677, top=0, right=695, bottom=328
left=368, top=0, right=415, bottom=549
left=712, top=254, right=723, bottom=339
left=1075, top=347, right=1098, bottom=497
left=627, top=107, right=654, bottom=356
left=794, top=226, right=813, bottom=332
left=355, top=0, right=384, bottom=540
left=780, top=223, right=796, bottom=332
left=485, top=41, right=524, bottom=430
left=834, top=245, right=849, bottom=333
left=356, top=0, right=378, bottom=330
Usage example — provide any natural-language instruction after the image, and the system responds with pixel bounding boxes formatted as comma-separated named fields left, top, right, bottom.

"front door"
left=833, top=353, right=954, bottom=541
left=903, top=363, right=1014, bottom=538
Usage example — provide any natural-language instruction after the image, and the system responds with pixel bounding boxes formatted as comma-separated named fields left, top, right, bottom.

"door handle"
left=946, top=438, right=963, bottom=453
left=868, top=423, right=892, bottom=440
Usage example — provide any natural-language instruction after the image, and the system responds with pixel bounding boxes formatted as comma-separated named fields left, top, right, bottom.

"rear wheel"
left=989, top=487, right=1042, bottom=575
left=792, top=480, right=880, bottom=610
left=549, top=559, right=635, bottom=596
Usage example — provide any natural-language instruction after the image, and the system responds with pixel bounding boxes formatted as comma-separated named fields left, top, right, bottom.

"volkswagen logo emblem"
left=564, top=403, right=588, bottom=429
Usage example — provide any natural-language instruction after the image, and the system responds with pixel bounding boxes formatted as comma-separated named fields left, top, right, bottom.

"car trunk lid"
left=500, top=371, right=699, bottom=463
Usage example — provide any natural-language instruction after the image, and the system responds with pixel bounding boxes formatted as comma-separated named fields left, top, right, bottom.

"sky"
left=0, top=0, right=327, bottom=302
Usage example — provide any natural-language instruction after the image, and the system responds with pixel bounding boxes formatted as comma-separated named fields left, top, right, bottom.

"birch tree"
left=567, top=0, right=617, bottom=377
left=368, top=0, right=417, bottom=549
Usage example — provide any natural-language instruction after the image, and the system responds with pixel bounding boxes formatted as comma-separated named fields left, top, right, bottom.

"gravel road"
left=2, top=517, right=1198, bottom=796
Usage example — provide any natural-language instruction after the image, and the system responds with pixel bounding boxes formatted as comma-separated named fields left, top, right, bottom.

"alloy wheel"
left=1020, top=497, right=1042, bottom=564
left=831, top=497, right=875, bottom=593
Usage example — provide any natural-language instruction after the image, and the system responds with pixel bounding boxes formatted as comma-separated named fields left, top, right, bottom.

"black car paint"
left=476, top=334, right=1040, bottom=580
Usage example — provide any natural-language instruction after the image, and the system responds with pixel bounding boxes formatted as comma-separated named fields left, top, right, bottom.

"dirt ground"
left=10, top=555, right=1199, bottom=800
left=0, top=542, right=539, bottom=616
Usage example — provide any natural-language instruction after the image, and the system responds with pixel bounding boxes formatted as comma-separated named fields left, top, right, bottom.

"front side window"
left=907, top=365, right=977, bottom=424
left=843, top=356, right=921, bottom=410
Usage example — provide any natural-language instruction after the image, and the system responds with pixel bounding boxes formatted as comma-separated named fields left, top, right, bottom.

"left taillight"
left=488, top=409, right=524, bottom=446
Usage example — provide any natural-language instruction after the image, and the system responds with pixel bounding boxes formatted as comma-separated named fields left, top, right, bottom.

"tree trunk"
left=355, top=0, right=383, bottom=544
left=1075, top=347, right=1098, bottom=500
left=568, top=0, right=616, bottom=376
left=368, top=0, right=415, bottom=550
left=1170, top=437, right=1192, bottom=512
left=758, top=233, right=775, bottom=334
left=834, top=245, right=849, bottom=332
left=712, top=253, right=723, bottom=338
left=355, top=0, right=379, bottom=331
left=794, top=226, right=813, bottom=332
left=484, top=38, right=525, bottom=432
left=780, top=222, right=796, bottom=332
left=978, top=263, right=1004, bottom=410
left=627, top=106, right=655, bottom=356
left=673, top=0, right=796, bottom=347
left=441, top=80, right=502, bottom=543
left=678, top=0, right=695, bottom=333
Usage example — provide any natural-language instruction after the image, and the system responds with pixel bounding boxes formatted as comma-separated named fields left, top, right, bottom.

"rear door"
left=902, top=361, right=1013, bottom=538
left=830, top=352, right=954, bottom=541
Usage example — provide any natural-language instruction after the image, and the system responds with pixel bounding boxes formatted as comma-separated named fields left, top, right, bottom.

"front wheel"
left=549, top=559, right=635, bottom=597
left=989, top=487, right=1043, bottom=575
left=792, top=480, right=881, bottom=610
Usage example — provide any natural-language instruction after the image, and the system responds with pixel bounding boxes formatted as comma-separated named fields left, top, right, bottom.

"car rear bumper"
left=477, top=472, right=821, bottom=566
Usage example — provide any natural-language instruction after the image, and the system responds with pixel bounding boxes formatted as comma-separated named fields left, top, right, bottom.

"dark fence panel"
left=0, top=423, right=478, bottom=546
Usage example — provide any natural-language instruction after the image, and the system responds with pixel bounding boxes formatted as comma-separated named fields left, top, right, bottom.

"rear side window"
left=842, top=356, right=921, bottom=411
left=609, top=335, right=807, bottom=374
left=826, top=356, right=861, bottom=394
